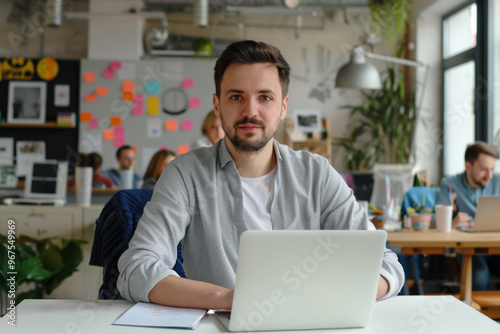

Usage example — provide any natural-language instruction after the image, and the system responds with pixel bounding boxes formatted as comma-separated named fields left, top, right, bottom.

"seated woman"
left=87, top=152, right=114, bottom=189
left=141, top=149, right=176, bottom=190
left=190, top=110, right=224, bottom=149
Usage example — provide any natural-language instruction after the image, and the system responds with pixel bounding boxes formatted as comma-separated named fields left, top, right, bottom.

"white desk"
left=1, top=296, right=499, bottom=333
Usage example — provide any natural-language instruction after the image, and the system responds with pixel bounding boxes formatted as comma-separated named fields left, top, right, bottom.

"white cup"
left=119, top=169, right=134, bottom=189
left=75, top=167, right=92, bottom=206
left=435, top=204, right=453, bottom=232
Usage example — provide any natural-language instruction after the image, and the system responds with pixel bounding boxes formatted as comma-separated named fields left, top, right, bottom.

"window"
left=441, top=1, right=492, bottom=176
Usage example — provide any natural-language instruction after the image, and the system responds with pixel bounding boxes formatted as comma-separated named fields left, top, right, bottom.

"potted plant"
left=0, top=234, right=87, bottom=305
left=406, top=192, right=432, bottom=230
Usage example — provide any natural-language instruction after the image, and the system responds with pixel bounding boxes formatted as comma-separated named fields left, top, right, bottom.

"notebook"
left=215, top=229, right=387, bottom=331
left=458, top=196, right=500, bottom=232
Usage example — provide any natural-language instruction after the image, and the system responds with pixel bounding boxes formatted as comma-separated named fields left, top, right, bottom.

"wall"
left=0, top=0, right=88, bottom=59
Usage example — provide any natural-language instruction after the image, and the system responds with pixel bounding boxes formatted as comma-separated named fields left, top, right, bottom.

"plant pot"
left=410, top=213, right=432, bottom=231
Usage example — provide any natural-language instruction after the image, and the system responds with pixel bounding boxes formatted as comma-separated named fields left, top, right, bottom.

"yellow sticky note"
left=147, top=96, right=160, bottom=115
left=165, top=120, right=178, bottom=131
left=96, top=86, right=108, bottom=96
left=102, top=129, right=114, bottom=141
left=122, top=81, right=135, bottom=92
left=177, top=145, right=190, bottom=155
left=83, top=71, right=95, bottom=83
left=85, top=94, right=96, bottom=102
left=80, top=112, right=92, bottom=122
left=110, top=116, right=122, bottom=126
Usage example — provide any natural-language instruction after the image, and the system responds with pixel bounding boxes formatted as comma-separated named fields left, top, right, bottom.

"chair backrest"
left=89, top=189, right=185, bottom=299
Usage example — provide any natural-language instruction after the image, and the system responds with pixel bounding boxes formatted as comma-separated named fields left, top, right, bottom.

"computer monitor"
left=370, top=164, right=413, bottom=211
left=24, top=160, right=68, bottom=200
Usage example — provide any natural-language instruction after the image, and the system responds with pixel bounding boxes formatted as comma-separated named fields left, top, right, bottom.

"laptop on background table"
left=458, top=196, right=500, bottom=232
left=215, top=230, right=387, bottom=332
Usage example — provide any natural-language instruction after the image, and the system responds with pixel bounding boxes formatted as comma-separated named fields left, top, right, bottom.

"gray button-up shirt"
left=117, top=139, right=404, bottom=302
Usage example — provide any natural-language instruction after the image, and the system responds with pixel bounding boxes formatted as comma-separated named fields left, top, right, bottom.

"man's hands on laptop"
left=453, top=212, right=473, bottom=229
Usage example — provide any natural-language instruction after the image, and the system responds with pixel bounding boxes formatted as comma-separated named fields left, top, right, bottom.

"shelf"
left=0, top=122, right=74, bottom=128
left=284, top=118, right=332, bottom=164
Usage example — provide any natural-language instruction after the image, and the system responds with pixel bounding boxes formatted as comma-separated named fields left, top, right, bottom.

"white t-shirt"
left=240, top=168, right=276, bottom=230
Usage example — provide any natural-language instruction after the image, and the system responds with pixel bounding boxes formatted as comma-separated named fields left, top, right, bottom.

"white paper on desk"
left=113, top=302, right=207, bottom=329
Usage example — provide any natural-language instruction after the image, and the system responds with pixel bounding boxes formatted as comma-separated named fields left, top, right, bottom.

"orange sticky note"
left=131, top=146, right=137, bottom=154
left=110, top=116, right=122, bottom=126
left=84, top=71, right=95, bottom=83
left=102, top=129, right=114, bottom=140
left=177, top=145, right=190, bottom=155
left=80, top=112, right=92, bottom=122
left=122, top=81, right=134, bottom=92
left=165, top=120, right=178, bottom=131
left=96, top=86, right=108, bottom=96
left=85, top=94, right=96, bottom=102
left=122, top=91, right=133, bottom=101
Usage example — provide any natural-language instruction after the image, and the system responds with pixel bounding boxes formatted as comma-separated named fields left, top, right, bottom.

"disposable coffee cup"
left=75, top=167, right=92, bottom=206
left=120, top=169, right=134, bottom=189
left=435, top=204, right=453, bottom=232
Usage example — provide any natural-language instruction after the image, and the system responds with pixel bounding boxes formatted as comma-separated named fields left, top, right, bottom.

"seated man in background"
left=436, top=141, right=500, bottom=290
left=117, top=40, right=404, bottom=310
left=102, top=145, right=142, bottom=188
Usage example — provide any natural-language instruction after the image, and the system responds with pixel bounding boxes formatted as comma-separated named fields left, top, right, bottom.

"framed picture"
left=293, top=109, right=322, bottom=132
left=7, top=81, right=47, bottom=124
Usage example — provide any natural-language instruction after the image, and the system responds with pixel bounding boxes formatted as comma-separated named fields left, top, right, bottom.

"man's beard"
left=223, top=116, right=277, bottom=153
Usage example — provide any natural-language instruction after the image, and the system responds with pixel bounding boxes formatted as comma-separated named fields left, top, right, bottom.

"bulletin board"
left=79, top=58, right=216, bottom=175
left=0, top=57, right=80, bottom=170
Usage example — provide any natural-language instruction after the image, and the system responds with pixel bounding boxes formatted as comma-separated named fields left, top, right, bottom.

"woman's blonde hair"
left=143, top=149, right=176, bottom=180
left=201, top=110, right=217, bottom=136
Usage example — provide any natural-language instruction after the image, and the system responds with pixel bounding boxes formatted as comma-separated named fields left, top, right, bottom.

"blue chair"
left=399, top=187, right=437, bottom=295
left=89, top=189, right=185, bottom=299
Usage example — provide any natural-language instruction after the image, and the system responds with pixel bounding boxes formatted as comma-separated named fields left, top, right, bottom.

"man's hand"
left=452, top=212, right=473, bottom=229
left=149, top=275, right=234, bottom=310
left=376, top=276, right=389, bottom=299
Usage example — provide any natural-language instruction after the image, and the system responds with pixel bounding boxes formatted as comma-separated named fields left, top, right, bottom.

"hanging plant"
left=369, top=0, right=413, bottom=52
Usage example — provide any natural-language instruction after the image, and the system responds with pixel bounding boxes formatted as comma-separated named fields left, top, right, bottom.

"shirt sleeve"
left=117, top=164, right=191, bottom=302
left=319, top=161, right=405, bottom=299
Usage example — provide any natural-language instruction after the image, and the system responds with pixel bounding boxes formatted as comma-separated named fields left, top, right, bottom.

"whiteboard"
left=79, top=57, right=216, bottom=175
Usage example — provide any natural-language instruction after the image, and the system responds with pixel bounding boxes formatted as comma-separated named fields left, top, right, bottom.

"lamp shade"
left=335, top=46, right=382, bottom=90
left=335, top=62, right=382, bottom=90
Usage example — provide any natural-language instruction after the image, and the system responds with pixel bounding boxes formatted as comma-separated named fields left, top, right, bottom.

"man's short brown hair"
left=465, top=141, right=499, bottom=163
left=213, top=40, right=291, bottom=100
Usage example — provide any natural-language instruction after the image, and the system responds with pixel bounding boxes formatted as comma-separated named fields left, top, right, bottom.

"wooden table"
left=387, top=229, right=500, bottom=303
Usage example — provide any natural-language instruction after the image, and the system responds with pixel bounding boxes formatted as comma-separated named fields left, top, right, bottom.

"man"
left=436, top=141, right=500, bottom=290
left=102, top=145, right=142, bottom=188
left=117, top=40, right=404, bottom=309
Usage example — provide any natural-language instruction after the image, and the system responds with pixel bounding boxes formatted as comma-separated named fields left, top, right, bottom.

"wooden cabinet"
left=283, top=118, right=332, bottom=164
left=0, top=205, right=103, bottom=300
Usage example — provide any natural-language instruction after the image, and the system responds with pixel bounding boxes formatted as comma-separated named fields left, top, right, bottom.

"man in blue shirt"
left=436, top=141, right=500, bottom=290
left=102, top=145, right=142, bottom=188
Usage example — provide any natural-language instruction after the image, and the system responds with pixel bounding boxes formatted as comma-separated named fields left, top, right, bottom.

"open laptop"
left=215, top=229, right=387, bottom=331
left=3, top=160, right=67, bottom=206
left=458, top=196, right=500, bottom=232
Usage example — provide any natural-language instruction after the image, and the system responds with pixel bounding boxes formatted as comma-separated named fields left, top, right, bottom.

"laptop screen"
left=24, top=161, right=67, bottom=199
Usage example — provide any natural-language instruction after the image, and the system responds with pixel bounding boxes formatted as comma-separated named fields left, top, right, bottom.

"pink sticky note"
left=160, top=145, right=169, bottom=150
left=113, top=126, right=126, bottom=148
left=134, top=94, right=144, bottom=103
left=132, top=105, right=144, bottom=116
left=110, top=61, right=122, bottom=70
left=182, top=78, right=194, bottom=89
left=181, top=120, right=193, bottom=131
left=188, top=97, right=201, bottom=108
left=89, top=117, right=99, bottom=129
left=102, top=67, right=115, bottom=80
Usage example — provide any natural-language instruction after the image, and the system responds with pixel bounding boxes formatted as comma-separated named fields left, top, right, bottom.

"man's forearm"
left=376, top=275, right=389, bottom=299
left=148, top=275, right=234, bottom=310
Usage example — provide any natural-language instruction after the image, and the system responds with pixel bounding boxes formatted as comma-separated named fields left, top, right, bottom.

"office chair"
left=89, top=189, right=185, bottom=299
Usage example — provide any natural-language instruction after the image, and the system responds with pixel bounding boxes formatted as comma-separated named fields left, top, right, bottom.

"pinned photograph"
left=293, top=109, right=322, bottom=132
left=7, top=81, right=47, bottom=124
